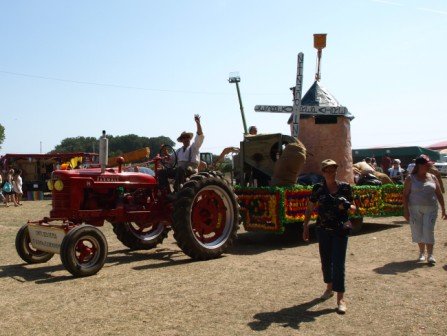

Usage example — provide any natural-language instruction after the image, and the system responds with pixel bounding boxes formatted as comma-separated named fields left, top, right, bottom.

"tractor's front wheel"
left=112, top=221, right=169, bottom=250
left=172, top=176, right=240, bottom=260
left=60, top=225, right=108, bottom=277
left=15, top=224, right=54, bottom=264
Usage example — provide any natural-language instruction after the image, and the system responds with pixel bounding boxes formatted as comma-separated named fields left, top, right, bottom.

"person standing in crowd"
left=303, top=159, right=356, bottom=314
left=388, top=159, right=405, bottom=184
left=158, top=114, right=204, bottom=195
left=381, top=155, right=392, bottom=172
left=4, top=169, right=18, bottom=207
left=12, top=169, right=23, bottom=205
left=406, top=159, right=416, bottom=175
left=0, top=174, right=6, bottom=206
left=403, top=156, right=446, bottom=264
left=370, top=157, right=379, bottom=171
left=364, top=157, right=376, bottom=171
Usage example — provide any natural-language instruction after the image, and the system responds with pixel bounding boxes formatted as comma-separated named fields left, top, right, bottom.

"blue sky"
left=1, top=0, right=446, bottom=156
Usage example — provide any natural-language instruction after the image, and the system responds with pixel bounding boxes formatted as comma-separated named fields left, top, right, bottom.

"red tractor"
left=15, top=139, right=240, bottom=277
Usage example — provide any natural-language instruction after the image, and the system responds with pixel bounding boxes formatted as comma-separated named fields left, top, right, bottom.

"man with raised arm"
left=158, top=114, right=204, bottom=195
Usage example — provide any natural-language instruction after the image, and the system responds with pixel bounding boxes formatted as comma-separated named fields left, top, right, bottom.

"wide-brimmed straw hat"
left=321, top=159, right=338, bottom=171
left=177, top=131, right=193, bottom=142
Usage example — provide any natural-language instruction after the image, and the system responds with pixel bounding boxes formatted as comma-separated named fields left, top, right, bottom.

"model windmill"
left=255, top=34, right=355, bottom=183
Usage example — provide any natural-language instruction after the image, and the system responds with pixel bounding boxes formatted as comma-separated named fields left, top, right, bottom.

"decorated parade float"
left=232, top=34, right=403, bottom=233
left=14, top=34, right=404, bottom=278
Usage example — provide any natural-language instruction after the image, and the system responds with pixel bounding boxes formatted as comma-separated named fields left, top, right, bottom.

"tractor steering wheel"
left=159, top=144, right=177, bottom=169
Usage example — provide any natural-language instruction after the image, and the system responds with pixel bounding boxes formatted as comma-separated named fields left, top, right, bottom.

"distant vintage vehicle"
left=433, top=162, right=447, bottom=176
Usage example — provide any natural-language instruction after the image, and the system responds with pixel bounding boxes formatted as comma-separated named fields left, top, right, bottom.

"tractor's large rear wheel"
left=172, top=176, right=240, bottom=260
left=112, top=221, right=169, bottom=250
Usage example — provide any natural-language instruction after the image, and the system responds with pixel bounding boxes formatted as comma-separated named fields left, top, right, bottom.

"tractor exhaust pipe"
left=99, top=130, right=108, bottom=173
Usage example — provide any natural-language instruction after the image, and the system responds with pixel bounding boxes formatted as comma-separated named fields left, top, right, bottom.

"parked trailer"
left=0, top=152, right=98, bottom=196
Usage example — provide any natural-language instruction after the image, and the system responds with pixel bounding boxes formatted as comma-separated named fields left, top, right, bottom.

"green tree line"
left=0, top=128, right=233, bottom=172
left=0, top=123, right=5, bottom=150
left=49, top=134, right=175, bottom=160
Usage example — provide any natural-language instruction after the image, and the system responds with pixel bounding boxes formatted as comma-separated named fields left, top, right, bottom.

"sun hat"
left=321, top=159, right=338, bottom=171
left=177, top=131, right=193, bottom=142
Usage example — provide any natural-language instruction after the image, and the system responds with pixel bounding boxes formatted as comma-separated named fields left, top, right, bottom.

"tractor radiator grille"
left=51, top=183, right=72, bottom=211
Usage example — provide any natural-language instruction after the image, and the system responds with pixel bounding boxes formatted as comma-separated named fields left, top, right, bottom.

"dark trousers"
left=158, top=166, right=187, bottom=192
left=317, top=227, right=348, bottom=293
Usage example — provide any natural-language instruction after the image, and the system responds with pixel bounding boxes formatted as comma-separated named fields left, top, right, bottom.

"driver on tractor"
left=158, top=114, right=204, bottom=195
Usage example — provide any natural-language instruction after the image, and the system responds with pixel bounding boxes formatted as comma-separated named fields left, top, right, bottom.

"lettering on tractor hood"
left=97, top=176, right=120, bottom=182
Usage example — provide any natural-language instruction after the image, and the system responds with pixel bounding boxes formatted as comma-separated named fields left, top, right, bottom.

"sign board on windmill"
left=255, top=105, right=348, bottom=116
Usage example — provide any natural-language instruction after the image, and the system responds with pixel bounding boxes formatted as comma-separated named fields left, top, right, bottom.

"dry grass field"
left=0, top=195, right=446, bottom=336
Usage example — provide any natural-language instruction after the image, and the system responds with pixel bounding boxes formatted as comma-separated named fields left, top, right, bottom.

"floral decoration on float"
left=235, top=184, right=404, bottom=233
left=235, top=187, right=282, bottom=232
left=283, top=187, right=318, bottom=223
left=380, top=184, right=404, bottom=216
left=350, top=185, right=381, bottom=217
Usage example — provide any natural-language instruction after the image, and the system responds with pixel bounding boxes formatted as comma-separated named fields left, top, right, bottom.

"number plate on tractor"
left=28, top=224, right=66, bottom=254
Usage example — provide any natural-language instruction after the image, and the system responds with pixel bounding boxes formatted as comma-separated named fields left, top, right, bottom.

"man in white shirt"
left=388, top=159, right=405, bottom=184
left=158, top=114, right=204, bottom=194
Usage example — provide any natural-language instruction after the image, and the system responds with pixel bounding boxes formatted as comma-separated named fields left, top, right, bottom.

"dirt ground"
left=1, top=196, right=446, bottom=336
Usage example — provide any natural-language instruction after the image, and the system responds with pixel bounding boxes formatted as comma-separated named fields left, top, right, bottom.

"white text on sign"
left=255, top=105, right=348, bottom=115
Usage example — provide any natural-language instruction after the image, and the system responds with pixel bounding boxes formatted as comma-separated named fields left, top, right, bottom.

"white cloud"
left=416, top=7, right=447, bottom=15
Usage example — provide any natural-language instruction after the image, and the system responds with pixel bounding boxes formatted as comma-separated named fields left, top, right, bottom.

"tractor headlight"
left=47, top=180, right=54, bottom=191
left=54, top=180, right=64, bottom=191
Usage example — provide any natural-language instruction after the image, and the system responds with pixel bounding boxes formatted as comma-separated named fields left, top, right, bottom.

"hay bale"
left=374, top=171, right=394, bottom=185
left=353, top=161, right=375, bottom=175
left=271, top=141, right=306, bottom=187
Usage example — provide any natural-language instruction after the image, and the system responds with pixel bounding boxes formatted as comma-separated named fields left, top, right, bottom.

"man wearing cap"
left=158, top=114, right=204, bottom=194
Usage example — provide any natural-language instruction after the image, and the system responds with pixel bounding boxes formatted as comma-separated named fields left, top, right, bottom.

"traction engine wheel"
left=172, top=174, right=240, bottom=260
left=60, top=225, right=108, bottom=277
left=112, top=221, right=169, bottom=250
left=15, top=224, right=54, bottom=264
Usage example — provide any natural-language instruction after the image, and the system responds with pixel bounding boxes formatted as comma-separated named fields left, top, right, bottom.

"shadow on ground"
left=248, top=298, right=334, bottom=331
left=373, top=259, right=435, bottom=274
left=0, top=248, right=191, bottom=284
left=0, top=263, right=72, bottom=284
left=1, top=221, right=405, bottom=282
